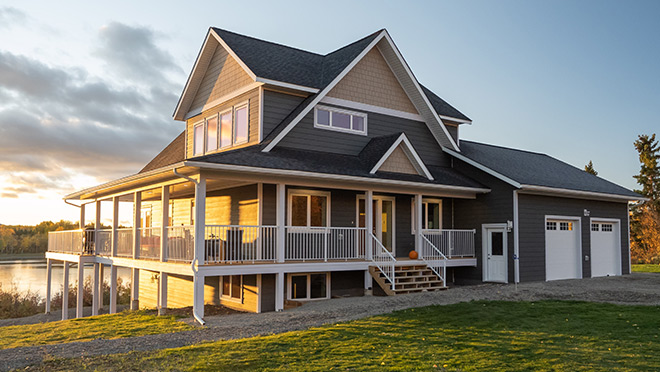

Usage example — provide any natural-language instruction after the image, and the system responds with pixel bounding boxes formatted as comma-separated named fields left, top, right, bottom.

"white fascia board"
left=183, top=160, right=490, bottom=194
left=379, top=31, right=460, bottom=152
left=262, top=31, right=387, bottom=152
left=439, top=115, right=472, bottom=124
left=443, top=147, right=522, bottom=188
left=256, top=77, right=319, bottom=93
left=369, top=133, right=434, bottom=180
left=519, top=185, right=648, bottom=202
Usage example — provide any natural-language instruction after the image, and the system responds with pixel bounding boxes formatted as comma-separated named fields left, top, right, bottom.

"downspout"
left=172, top=168, right=205, bottom=326
left=513, top=190, right=520, bottom=284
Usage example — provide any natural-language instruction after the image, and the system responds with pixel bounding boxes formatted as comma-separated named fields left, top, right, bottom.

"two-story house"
left=45, top=28, right=643, bottom=324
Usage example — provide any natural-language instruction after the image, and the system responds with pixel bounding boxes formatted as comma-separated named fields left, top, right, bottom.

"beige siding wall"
left=186, top=88, right=260, bottom=159
left=139, top=271, right=220, bottom=309
left=205, top=185, right=258, bottom=225
left=140, top=199, right=193, bottom=227
left=378, top=146, right=419, bottom=175
left=327, top=47, right=418, bottom=114
left=190, top=45, right=254, bottom=111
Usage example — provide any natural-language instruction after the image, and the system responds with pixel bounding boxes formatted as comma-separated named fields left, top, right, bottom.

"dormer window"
left=314, top=105, right=367, bottom=135
left=192, top=101, right=250, bottom=156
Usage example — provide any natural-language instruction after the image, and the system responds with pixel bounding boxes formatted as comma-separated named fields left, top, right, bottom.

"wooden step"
left=369, top=263, right=446, bottom=296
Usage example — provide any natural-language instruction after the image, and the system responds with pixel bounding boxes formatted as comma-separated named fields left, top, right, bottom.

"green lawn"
left=36, top=301, right=660, bottom=371
left=0, top=310, right=192, bottom=349
left=632, top=264, right=660, bottom=273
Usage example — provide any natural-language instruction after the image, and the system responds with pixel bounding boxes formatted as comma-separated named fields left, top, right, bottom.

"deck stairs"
left=369, top=264, right=447, bottom=296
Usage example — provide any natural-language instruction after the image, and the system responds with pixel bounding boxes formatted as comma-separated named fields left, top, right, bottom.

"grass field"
left=36, top=301, right=660, bottom=371
left=632, top=264, right=660, bottom=273
left=0, top=310, right=192, bottom=349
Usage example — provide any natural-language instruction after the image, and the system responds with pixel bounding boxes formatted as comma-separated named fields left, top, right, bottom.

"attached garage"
left=590, top=219, right=622, bottom=277
left=545, top=217, right=582, bottom=281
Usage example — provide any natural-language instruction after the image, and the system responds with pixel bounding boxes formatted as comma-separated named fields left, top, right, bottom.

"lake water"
left=0, top=257, right=132, bottom=299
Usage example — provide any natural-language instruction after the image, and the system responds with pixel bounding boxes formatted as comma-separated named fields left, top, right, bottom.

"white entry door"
left=590, top=220, right=621, bottom=277
left=483, top=225, right=507, bottom=283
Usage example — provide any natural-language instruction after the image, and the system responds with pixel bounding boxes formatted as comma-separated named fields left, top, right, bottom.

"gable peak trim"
left=370, top=133, right=434, bottom=181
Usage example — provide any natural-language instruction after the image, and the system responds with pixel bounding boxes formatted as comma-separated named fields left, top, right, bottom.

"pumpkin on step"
left=408, top=250, right=418, bottom=259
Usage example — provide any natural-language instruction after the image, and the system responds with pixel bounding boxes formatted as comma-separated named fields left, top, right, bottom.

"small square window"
left=332, top=112, right=351, bottom=129
left=546, top=222, right=557, bottom=230
left=317, top=109, right=330, bottom=126
left=353, top=116, right=365, bottom=131
left=559, top=222, right=572, bottom=231
left=602, top=224, right=613, bottom=232
left=591, top=223, right=599, bottom=232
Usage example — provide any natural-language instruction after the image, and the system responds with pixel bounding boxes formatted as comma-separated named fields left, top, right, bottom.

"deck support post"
left=98, top=263, right=104, bottom=311
left=193, top=174, right=206, bottom=265
left=80, top=205, right=85, bottom=229
left=415, top=194, right=423, bottom=255
left=62, top=262, right=69, bottom=320
left=111, top=197, right=119, bottom=257
left=276, top=183, right=285, bottom=263
left=95, top=200, right=101, bottom=255
left=275, top=271, right=284, bottom=311
left=130, top=268, right=139, bottom=310
left=158, top=272, right=168, bottom=316
left=76, top=261, right=84, bottom=318
left=365, top=190, right=373, bottom=260
left=160, top=185, right=169, bottom=262
left=92, top=263, right=99, bottom=316
left=110, top=265, right=117, bottom=314
left=364, top=270, right=372, bottom=295
left=133, top=193, right=141, bottom=260
left=45, top=258, right=52, bottom=314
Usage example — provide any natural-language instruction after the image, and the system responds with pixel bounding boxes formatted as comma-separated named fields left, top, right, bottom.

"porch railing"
left=139, top=227, right=161, bottom=260
left=116, top=228, right=134, bottom=257
left=96, top=229, right=112, bottom=255
left=370, top=232, right=396, bottom=291
left=47, top=230, right=85, bottom=254
left=421, top=229, right=476, bottom=258
left=167, top=225, right=194, bottom=262
left=420, top=235, right=447, bottom=288
left=205, top=225, right=277, bottom=264
left=285, top=227, right=367, bottom=262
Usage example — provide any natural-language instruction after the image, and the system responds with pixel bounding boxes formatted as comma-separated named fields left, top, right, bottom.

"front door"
left=483, top=225, right=507, bottom=283
left=358, top=196, right=395, bottom=254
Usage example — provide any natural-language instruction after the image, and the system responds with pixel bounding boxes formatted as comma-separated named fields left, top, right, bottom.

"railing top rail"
left=421, top=228, right=476, bottom=233
left=205, top=224, right=278, bottom=228
left=48, top=229, right=83, bottom=234
left=286, top=226, right=367, bottom=230
left=167, top=225, right=194, bottom=228
left=117, top=227, right=135, bottom=231
left=97, top=229, right=113, bottom=232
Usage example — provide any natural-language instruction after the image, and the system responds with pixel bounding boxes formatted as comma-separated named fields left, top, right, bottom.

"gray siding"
left=518, top=194, right=630, bottom=281
left=395, top=195, right=414, bottom=258
left=452, top=159, right=516, bottom=284
left=447, top=125, right=458, bottom=144
left=260, top=274, right=275, bottom=312
left=262, top=184, right=277, bottom=225
left=277, top=104, right=451, bottom=167
left=330, top=271, right=364, bottom=297
left=262, top=90, right=306, bottom=140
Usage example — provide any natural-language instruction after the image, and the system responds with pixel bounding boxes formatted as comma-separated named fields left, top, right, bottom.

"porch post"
left=415, top=194, right=423, bottom=255
left=365, top=190, right=373, bottom=260
left=130, top=268, right=139, bottom=310
left=45, top=258, right=52, bottom=314
left=160, top=185, right=170, bottom=262
left=158, top=272, right=168, bottom=315
left=62, top=262, right=69, bottom=320
left=76, top=261, right=84, bottom=318
left=111, top=197, right=119, bottom=257
left=80, top=204, right=85, bottom=229
left=133, top=192, right=141, bottom=259
left=276, top=183, right=285, bottom=263
left=98, top=263, right=104, bottom=311
left=275, top=271, right=284, bottom=311
left=192, top=174, right=206, bottom=322
left=95, top=200, right=101, bottom=255
left=92, top=263, right=99, bottom=316
left=109, top=265, right=117, bottom=314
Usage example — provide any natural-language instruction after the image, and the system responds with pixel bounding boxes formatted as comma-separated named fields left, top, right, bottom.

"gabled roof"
left=446, top=140, right=642, bottom=200
left=366, top=133, right=434, bottom=180
left=140, top=131, right=186, bottom=173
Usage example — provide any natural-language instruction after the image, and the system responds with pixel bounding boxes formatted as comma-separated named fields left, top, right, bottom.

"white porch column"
left=130, top=268, right=139, bottom=310
left=415, top=194, right=423, bottom=255
left=275, top=271, right=284, bottom=311
left=92, top=263, right=99, bottom=316
left=109, top=265, right=117, bottom=314
left=365, top=190, right=373, bottom=260
left=193, top=174, right=206, bottom=265
left=80, top=204, right=85, bottom=229
left=62, top=262, right=69, bottom=321
left=133, top=193, right=141, bottom=259
left=95, top=200, right=101, bottom=255
left=97, top=263, right=104, bottom=311
left=364, top=270, right=372, bottom=295
left=161, top=185, right=170, bottom=262
left=276, top=183, right=285, bottom=263
left=76, top=262, right=84, bottom=318
left=158, top=272, right=168, bottom=316
left=193, top=274, right=205, bottom=319
left=45, top=258, right=52, bottom=314
left=111, top=197, right=119, bottom=257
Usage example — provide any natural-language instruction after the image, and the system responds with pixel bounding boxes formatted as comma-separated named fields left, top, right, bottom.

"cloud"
left=0, top=22, right=185, bottom=199
left=1, top=193, right=19, bottom=199
left=0, top=7, right=26, bottom=29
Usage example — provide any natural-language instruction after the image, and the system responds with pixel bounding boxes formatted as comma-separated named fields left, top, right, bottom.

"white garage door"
left=545, top=219, right=582, bottom=281
left=590, top=221, right=621, bottom=277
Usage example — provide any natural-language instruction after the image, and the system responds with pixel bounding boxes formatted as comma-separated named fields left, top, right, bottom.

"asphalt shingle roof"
left=458, top=140, right=640, bottom=198
left=140, top=131, right=185, bottom=173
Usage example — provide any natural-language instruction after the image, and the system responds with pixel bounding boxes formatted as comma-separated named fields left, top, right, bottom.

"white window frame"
left=314, top=105, right=368, bottom=136
left=411, top=198, right=443, bottom=234
left=220, top=275, right=243, bottom=302
left=193, top=121, right=205, bottom=156
left=287, top=189, right=331, bottom=227
left=233, top=101, right=250, bottom=146
left=191, top=100, right=250, bottom=156
left=218, top=108, right=233, bottom=150
left=287, top=272, right=331, bottom=301
left=205, top=114, right=219, bottom=153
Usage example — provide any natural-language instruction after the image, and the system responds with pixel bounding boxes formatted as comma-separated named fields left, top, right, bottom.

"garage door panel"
left=545, top=219, right=581, bottom=281
left=590, top=221, right=621, bottom=277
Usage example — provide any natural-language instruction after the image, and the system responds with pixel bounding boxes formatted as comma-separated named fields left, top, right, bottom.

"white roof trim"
left=519, top=185, right=647, bottom=202
left=439, top=115, right=471, bottom=124
left=256, top=77, right=319, bottom=93
left=173, top=31, right=215, bottom=121
left=262, top=31, right=387, bottom=152
left=369, top=133, right=434, bottom=181
left=443, top=147, right=522, bottom=188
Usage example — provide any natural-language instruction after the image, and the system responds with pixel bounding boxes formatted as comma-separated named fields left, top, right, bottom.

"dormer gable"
left=364, top=133, right=434, bottom=180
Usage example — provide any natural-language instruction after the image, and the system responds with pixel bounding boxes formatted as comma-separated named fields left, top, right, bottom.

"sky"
left=0, top=0, right=658, bottom=225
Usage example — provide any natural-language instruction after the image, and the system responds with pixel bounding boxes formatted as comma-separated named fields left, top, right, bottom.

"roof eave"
left=519, top=184, right=647, bottom=203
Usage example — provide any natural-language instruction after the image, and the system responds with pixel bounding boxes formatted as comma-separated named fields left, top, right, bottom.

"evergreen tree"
left=633, top=134, right=660, bottom=207
left=630, top=134, right=660, bottom=263
left=584, top=160, right=598, bottom=175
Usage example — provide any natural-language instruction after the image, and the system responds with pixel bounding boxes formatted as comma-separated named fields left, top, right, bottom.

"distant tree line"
left=0, top=220, right=78, bottom=254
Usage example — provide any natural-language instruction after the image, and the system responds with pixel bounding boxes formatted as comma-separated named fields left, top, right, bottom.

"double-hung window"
left=288, top=190, right=330, bottom=227
left=411, top=199, right=442, bottom=233
left=192, top=101, right=250, bottom=156
left=221, top=275, right=242, bottom=300
left=314, top=105, right=367, bottom=135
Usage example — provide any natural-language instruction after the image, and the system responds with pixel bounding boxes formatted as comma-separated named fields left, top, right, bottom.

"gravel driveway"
left=2, top=273, right=659, bottom=371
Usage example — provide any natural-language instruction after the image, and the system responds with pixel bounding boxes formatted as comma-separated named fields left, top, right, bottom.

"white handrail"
left=284, top=226, right=367, bottom=262
left=370, top=232, right=396, bottom=291
left=421, top=229, right=476, bottom=258
left=420, top=235, right=447, bottom=288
